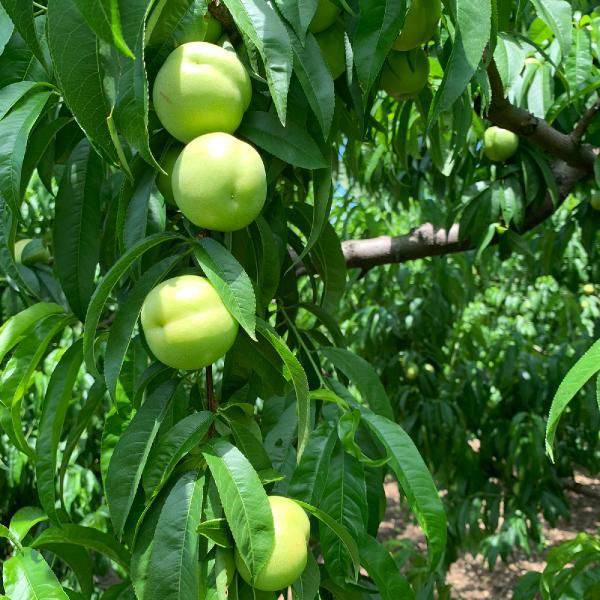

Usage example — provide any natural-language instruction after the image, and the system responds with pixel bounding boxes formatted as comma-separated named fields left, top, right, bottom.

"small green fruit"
left=177, top=13, right=223, bottom=45
left=14, top=239, right=51, bottom=265
left=156, top=145, right=183, bottom=206
left=380, top=48, right=430, bottom=99
left=309, top=0, right=341, bottom=34
left=153, top=42, right=252, bottom=143
left=141, top=275, right=239, bottom=370
left=583, top=284, right=595, bottom=296
left=394, top=0, right=442, bottom=51
left=173, top=132, right=267, bottom=232
left=405, top=363, right=419, bottom=381
left=315, top=23, right=346, bottom=80
left=590, top=193, right=600, bottom=211
left=483, top=126, right=519, bottom=162
left=235, top=496, right=310, bottom=592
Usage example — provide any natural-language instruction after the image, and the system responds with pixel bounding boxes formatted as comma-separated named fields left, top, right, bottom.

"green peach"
left=309, top=0, right=341, bottom=34
left=316, top=23, right=346, bottom=80
left=590, top=192, right=600, bottom=211
left=178, top=13, right=223, bottom=45
left=173, top=132, right=267, bottom=232
left=156, top=145, right=183, bottom=206
left=153, top=42, right=252, bottom=143
left=140, top=275, right=238, bottom=370
left=483, top=126, right=519, bottom=162
left=394, top=0, right=442, bottom=51
left=380, top=48, right=430, bottom=99
left=235, top=496, right=310, bottom=592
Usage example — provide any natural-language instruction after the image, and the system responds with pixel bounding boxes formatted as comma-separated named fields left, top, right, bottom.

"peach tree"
left=0, top=0, right=598, bottom=599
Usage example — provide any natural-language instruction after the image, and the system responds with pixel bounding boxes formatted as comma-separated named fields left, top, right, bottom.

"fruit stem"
left=206, top=365, right=216, bottom=413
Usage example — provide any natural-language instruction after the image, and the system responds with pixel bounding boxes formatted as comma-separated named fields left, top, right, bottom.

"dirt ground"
left=380, top=473, right=600, bottom=599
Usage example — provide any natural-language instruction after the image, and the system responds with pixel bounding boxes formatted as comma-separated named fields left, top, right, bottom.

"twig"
left=572, top=101, right=600, bottom=144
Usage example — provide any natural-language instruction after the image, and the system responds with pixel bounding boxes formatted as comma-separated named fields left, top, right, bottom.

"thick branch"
left=340, top=61, right=598, bottom=271
left=341, top=161, right=583, bottom=270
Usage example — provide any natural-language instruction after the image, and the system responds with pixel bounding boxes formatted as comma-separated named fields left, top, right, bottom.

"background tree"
left=0, top=0, right=598, bottom=598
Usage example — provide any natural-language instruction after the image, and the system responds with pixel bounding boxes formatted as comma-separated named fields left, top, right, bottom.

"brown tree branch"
left=341, top=161, right=584, bottom=270
left=338, top=60, right=597, bottom=271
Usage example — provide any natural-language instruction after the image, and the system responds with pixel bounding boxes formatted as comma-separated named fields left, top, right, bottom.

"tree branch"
left=338, top=60, right=597, bottom=271
left=341, top=161, right=584, bottom=270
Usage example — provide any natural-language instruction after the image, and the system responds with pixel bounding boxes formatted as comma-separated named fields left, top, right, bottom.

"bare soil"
left=379, top=473, right=600, bottom=599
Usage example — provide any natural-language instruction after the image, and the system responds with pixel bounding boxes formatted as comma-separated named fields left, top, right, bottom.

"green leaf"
left=0, top=87, right=51, bottom=213
left=353, top=0, right=407, bottom=95
left=221, top=0, right=292, bottom=125
left=429, top=0, right=491, bottom=124
left=2, top=314, right=73, bottom=459
left=47, top=0, right=119, bottom=164
left=105, top=255, right=182, bottom=401
left=294, top=500, right=361, bottom=580
left=58, top=381, right=106, bottom=511
left=53, top=140, right=104, bottom=320
left=0, top=0, right=47, bottom=68
left=32, top=524, right=131, bottom=569
left=529, top=0, right=572, bottom=60
left=358, top=532, right=415, bottom=600
left=36, top=341, right=84, bottom=524
left=2, top=547, right=69, bottom=600
left=292, top=551, right=320, bottom=600
left=131, top=485, right=166, bottom=598
left=320, top=347, right=394, bottom=420
left=72, top=0, right=134, bottom=58
left=83, top=232, right=182, bottom=377
left=288, top=421, right=337, bottom=505
left=256, top=319, right=311, bottom=459
left=290, top=31, right=335, bottom=138
left=360, top=408, right=447, bottom=570
left=112, top=0, right=161, bottom=170
left=290, top=169, right=333, bottom=271
left=20, top=116, right=73, bottom=196
left=106, top=379, right=179, bottom=537
left=545, top=339, right=600, bottom=461
left=0, top=81, right=40, bottom=120
left=274, top=0, right=317, bottom=40
left=319, top=443, right=367, bottom=584
left=143, top=411, right=213, bottom=498
left=9, top=507, right=48, bottom=543
left=225, top=416, right=273, bottom=473
left=0, top=4, right=14, bottom=55
left=40, top=543, right=93, bottom=600
left=193, top=238, right=256, bottom=340
left=289, top=205, right=346, bottom=312
left=145, top=471, right=205, bottom=600
left=0, top=302, right=64, bottom=363
left=338, top=410, right=389, bottom=467
left=202, top=439, right=275, bottom=582
left=197, top=518, right=231, bottom=548
left=239, top=111, right=328, bottom=169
